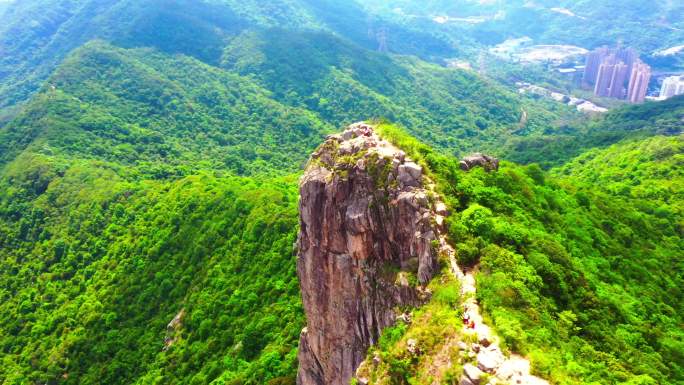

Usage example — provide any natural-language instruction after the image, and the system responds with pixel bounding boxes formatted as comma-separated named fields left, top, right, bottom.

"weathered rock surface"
left=296, top=123, right=439, bottom=385
left=464, top=364, right=483, bottom=384
left=163, top=309, right=185, bottom=351
left=459, top=153, right=500, bottom=172
left=477, top=347, right=505, bottom=373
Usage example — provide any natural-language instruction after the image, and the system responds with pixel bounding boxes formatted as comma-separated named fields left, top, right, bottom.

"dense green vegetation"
left=220, top=27, right=576, bottom=156
left=1, top=1, right=682, bottom=384
left=0, top=6, right=571, bottom=382
left=503, top=95, right=684, bottom=168
left=0, top=165, right=303, bottom=385
left=0, top=0, right=457, bottom=110
left=373, top=124, right=683, bottom=384
left=0, top=38, right=316, bottom=384
left=554, top=135, right=684, bottom=206
left=2, top=13, right=580, bottom=163
left=0, top=0, right=583, bottom=160
left=1, top=39, right=681, bottom=385
left=0, top=31, right=326, bottom=383
left=0, top=41, right=332, bottom=175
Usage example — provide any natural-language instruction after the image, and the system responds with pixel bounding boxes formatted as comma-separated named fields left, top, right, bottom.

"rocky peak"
left=296, top=123, right=441, bottom=385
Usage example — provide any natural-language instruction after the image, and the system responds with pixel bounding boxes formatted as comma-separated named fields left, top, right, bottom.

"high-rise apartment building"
left=584, top=46, right=651, bottom=103
left=627, top=61, right=651, bottom=103
left=660, top=75, right=684, bottom=99
left=615, top=47, right=638, bottom=74
left=583, top=47, right=609, bottom=86
left=594, top=55, right=628, bottom=98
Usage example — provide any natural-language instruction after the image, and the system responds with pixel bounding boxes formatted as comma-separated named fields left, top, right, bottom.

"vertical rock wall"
left=296, top=123, right=440, bottom=385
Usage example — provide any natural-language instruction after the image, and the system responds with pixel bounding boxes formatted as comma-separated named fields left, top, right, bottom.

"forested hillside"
left=0, top=0, right=578, bottom=159
left=0, top=1, right=682, bottom=384
left=503, top=95, right=684, bottom=168
left=0, top=41, right=332, bottom=175
left=221, top=28, right=574, bottom=155
left=0, top=15, right=524, bottom=383
left=0, top=18, right=578, bottom=163
left=0, top=171, right=303, bottom=385
left=0, top=0, right=455, bottom=111
left=0, top=41, right=314, bottom=385
left=366, top=125, right=683, bottom=385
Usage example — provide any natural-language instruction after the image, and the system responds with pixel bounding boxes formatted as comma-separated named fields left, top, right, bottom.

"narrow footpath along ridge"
left=438, top=232, right=549, bottom=385
left=422, top=152, right=550, bottom=385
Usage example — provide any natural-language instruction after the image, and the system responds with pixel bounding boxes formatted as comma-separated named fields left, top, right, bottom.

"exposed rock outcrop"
left=296, top=123, right=440, bottom=385
left=163, top=308, right=185, bottom=351
left=459, top=153, right=500, bottom=172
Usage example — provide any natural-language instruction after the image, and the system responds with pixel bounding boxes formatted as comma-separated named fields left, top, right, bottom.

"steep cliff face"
left=296, top=123, right=441, bottom=385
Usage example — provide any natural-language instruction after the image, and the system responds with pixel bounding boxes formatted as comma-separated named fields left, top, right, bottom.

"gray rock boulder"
left=477, top=348, right=504, bottom=373
left=464, top=364, right=483, bottom=385
left=398, top=162, right=423, bottom=187
left=459, top=153, right=500, bottom=172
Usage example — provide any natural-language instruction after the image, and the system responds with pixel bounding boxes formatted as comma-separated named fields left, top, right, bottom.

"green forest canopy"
left=370, top=124, right=683, bottom=385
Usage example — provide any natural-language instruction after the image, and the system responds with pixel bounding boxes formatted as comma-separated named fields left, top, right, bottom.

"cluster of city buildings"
left=583, top=46, right=652, bottom=103
left=483, top=38, right=683, bottom=105
left=659, top=75, right=684, bottom=100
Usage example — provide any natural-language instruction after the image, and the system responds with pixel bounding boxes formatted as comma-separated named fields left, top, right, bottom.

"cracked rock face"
left=296, top=123, right=439, bottom=385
